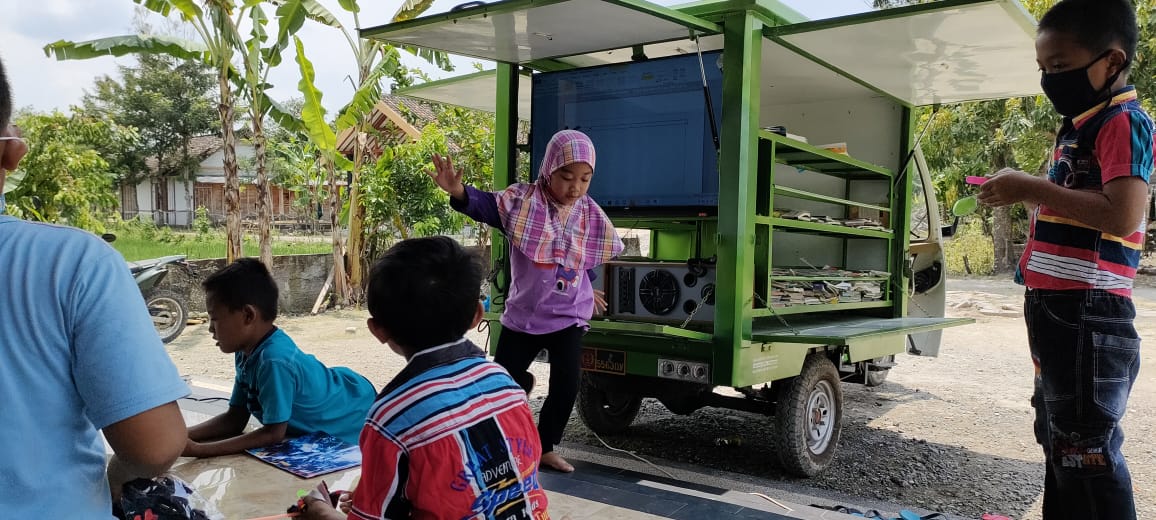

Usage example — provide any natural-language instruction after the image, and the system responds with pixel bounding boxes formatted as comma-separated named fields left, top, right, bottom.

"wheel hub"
left=805, top=380, right=835, bottom=455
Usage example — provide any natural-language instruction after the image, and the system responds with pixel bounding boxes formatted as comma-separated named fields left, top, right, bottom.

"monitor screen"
left=530, top=51, right=724, bottom=213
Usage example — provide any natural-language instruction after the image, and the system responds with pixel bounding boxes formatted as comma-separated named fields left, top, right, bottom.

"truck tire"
left=147, top=290, right=188, bottom=344
left=773, top=353, right=843, bottom=477
left=577, top=372, right=643, bottom=434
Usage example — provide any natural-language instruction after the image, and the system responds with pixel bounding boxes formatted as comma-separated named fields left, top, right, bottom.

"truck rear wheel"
left=577, top=372, right=643, bottom=434
left=773, top=353, right=843, bottom=477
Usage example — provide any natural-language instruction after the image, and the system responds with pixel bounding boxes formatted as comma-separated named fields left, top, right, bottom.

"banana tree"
left=293, top=36, right=352, bottom=302
left=46, top=0, right=248, bottom=262
left=285, top=0, right=449, bottom=305
left=233, top=1, right=309, bottom=267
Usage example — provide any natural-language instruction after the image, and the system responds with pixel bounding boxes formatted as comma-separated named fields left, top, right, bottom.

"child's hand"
left=299, top=495, right=340, bottom=520
left=427, top=154, right=466, bottom=200
left=337, top=490, right=353, bottom=514
left=182, top=439, right=205, bottom=458
left=593, top=289, right=608, bottom=315
left=977, top=168, right=1045, bottom=207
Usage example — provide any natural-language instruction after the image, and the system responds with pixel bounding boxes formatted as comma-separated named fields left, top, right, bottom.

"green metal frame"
left=713, top=10, right=763, bottom=386
left=486, top=63, right=521, bottom=355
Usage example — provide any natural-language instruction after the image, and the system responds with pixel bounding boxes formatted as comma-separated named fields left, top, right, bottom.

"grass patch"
left=112, top=235, right=332, bottom=261
left=109, top=219, right=332, bottom=261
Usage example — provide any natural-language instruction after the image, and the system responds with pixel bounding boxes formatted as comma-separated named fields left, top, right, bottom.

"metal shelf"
left=771, top=274, right=890, bottom=282
left=760, top=131, right=893, bottom=179
left=759, top=216, right=892, bottom=239
left=753, top=300, right=891, bottom=317
left=771, top=185, right=889, bottom=212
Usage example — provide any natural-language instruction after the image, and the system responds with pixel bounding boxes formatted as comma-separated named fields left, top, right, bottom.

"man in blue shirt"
left=0, top=57, right=191, bottom=517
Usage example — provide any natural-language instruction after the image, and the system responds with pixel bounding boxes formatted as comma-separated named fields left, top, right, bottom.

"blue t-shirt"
left=0, top=216, right=190, bottom=518
left=230, top=328, right=375, bottom=444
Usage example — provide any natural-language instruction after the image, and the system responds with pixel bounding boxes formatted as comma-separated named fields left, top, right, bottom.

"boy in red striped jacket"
left=300, top=236, right=549, bottom=520
left=979, top=1, right=1148, bottom=517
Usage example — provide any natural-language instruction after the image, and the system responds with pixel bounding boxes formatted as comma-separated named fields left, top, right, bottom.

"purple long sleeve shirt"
left=451, top=185, right=597, bottom=334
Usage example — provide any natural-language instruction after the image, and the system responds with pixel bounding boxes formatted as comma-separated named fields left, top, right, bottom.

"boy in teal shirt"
left=183, top=258, right=376, bottom=457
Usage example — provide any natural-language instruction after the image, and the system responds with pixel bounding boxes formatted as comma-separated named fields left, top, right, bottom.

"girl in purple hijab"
left=429, top=130, right=623, bottom=473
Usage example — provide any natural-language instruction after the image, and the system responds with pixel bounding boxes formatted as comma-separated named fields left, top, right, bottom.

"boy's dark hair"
left=1, top=57, right=12, bottom=129
left=1039, top=0, right=1138, bottom=71
left=202, top=258, right=279, bottom=321
left=366, top=236, right=485, bottom=350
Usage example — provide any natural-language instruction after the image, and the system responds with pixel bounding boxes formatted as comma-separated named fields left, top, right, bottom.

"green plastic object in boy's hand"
left=952, top=195, right=978, bottom=217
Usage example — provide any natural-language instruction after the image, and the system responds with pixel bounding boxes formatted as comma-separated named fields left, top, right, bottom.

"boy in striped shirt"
left=300, top=236, right=549, bottom=520
left=978, top=1, right=1148, bottom=517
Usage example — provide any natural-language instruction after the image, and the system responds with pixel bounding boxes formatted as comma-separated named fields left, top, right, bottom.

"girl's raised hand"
left=427, top=154, right=466, bottom=200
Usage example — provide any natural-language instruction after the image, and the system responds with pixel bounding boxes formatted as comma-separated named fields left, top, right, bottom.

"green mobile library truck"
left=362, top=0, right=1040, bottom=475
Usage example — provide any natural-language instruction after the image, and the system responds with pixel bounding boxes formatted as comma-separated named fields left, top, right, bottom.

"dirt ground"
left=167, top=278, right=1155, bottom=520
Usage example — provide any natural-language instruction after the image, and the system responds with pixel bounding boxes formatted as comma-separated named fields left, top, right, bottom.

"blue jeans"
left=1025, top=289, right=1141, bottom=519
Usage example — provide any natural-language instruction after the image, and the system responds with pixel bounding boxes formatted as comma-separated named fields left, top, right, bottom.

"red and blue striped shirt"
left=351, top=339, right=549, bottom=520
left=1019, top=86, right=1154, bottom=297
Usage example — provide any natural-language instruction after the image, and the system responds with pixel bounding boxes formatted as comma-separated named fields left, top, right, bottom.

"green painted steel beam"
left=713, top=11, right=763, bottom=387
left=674, top=0, right=806, bottom=27
left=772, top=186, right=890, bottom=213
left=893, top=107, right=916, bottom=318
left=761, top=131, right=892, bottom=177
left=360, top=0, right=568, bottom=40
left=750, top=316, right=974, bottom=344
left=587, top=320, right=714, bottom=342
left=761, top=217, right=893, bottom=240
left=758, top=301, right=892, bottom=317
left=394, top=70, right=493, bottom=97
left=526, top=58, right=578, bottom=72
left=603, top=0, right=721, bottom=34
left=767, top=0, right=1016, bottom=37
left=486, top=63, right=521, bottom=356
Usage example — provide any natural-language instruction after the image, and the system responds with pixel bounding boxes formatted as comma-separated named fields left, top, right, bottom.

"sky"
left=1, top=0, right=876, bottom=115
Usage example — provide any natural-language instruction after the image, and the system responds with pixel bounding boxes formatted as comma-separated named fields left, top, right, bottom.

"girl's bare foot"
left=540, top=451, right=574, bottom=473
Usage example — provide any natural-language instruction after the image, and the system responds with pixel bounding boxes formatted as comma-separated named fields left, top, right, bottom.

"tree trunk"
left=992, top=206, right=1015, bottom=272
left=346, top=128, right=370, bottom=303
left=990, top=149, right=1016, bottom=273
left=327, top=157, right=349, bottom=304
left=253, top=115, right=273, bottom=268
left=182, top=140, right=193, bottom=227
left=219, top=71, right=242, bottom=262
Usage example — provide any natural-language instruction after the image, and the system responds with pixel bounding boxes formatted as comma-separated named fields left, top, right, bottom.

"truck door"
left=906, top=146, right=947, bottom=357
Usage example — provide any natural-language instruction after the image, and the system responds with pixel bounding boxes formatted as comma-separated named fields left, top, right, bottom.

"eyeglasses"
left=0, top=137, right=23, bottom=143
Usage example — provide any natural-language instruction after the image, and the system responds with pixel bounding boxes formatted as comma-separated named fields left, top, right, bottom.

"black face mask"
left=1041, top=50, right=1126, bottom=118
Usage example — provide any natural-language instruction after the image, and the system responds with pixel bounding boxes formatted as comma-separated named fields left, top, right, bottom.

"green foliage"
left=194, top=206, right=213, bottom=237
left=6, top=110, right=138, bottom=232
left=944, top=221, right=996, bottom=276
left=43, top=34, right=207, bottom=61
left=361, top=122, right=461, bottom=243
left=293, top=36, right=336, bottom=156
left=82, top=53, right=217, bottom=183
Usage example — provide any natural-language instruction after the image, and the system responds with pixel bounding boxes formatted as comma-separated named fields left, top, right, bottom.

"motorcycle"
left=102, top=233, right=191, bottom=344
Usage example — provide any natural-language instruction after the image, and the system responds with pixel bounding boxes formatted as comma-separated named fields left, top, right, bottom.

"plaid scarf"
left=495, top=130, right=622, bottom=270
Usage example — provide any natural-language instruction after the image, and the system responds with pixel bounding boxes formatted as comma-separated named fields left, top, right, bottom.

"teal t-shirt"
left=230, top=328, right=375, bottom=444
left=0, top=216, right=190, bottom=518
